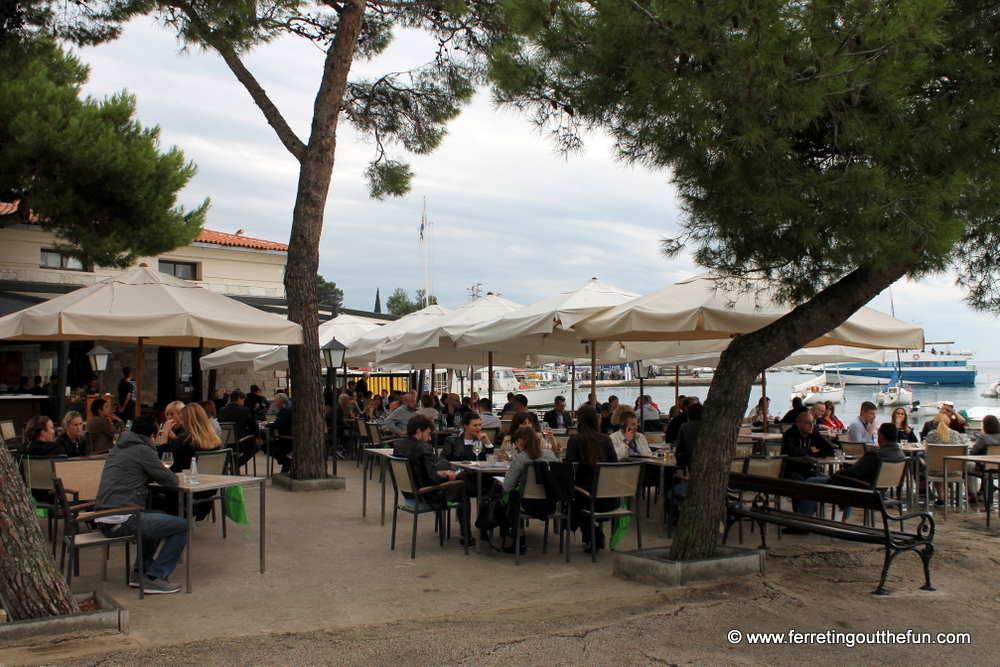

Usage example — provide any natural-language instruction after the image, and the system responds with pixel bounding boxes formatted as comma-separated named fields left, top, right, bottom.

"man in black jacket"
left=542, top=396, right=574, bottom=429
left=781, top=410, right=836, bottom=481
left=440, top=411, right=493, bottom=462
left=219, top=390, right=260, bottom=467
left=393, top=414, right=473, bottom=548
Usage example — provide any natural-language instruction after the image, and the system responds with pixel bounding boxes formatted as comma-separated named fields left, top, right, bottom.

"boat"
left=790, top=373, right=844, bottom=404
left=982, top=375, right=1000, bottom=398
left=457, top=367, right=571, bottom=408
left=812, top=342, right=976, bottom=385
left=910, top=401, right=950, bottom=417
left=873, top=369, right=914, bottom=406
left=689, top=367, right=715, bottom=378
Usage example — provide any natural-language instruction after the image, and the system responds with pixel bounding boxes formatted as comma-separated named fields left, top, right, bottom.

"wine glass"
left=472, top=440, right=483, bottom=462
left=161, top=452, right=173, bottom=469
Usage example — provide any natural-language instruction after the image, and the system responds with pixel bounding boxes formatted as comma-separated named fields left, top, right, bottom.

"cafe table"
left=942, top=454, right=1000, bottom=524
left=156, top=473, right=266, bottom=594
left=361, top=447, right=397, bottom=525
left=451, top=460, right=509, bottom=553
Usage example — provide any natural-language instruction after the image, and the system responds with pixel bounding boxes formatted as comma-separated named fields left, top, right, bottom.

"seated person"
left=441, top=411, right=494, bottom=461
left=542, top=396, right=574, bottom=429
left=781, top=411, right=835, bottom=481
left=566, top=406, right=618, bottom=553
left=94, top=415, right=185, bottom=594
left=383, top=392, right=417, bottom=435
left=85, top=398, right=125, bottom=454
left=54, top=411, right=90, bottom=457
left=747, top=396, right=772, bottom=427
left=155, top=403, right=222, bottom=519
left=818, top=400, right=845, bottom=431
left=20, top=415, right=72, bottom=458
left=610, top=410, right=653, bottom=459
left=393, top=414, right=473, bottom=548
left=263, top=393, right=293, bottom=473
left=793, top=423, right=906, bottom=522
left=477, top=398, right=502, bottom=429
left=219, top=390, right=260, bottom=468
left=889, top=407, right=919, bottom=444
left=641, top=395, right=667, bottom=433
left=779, top=396, right=808, bottom=424
left=415, top=393, right=440, bottom=422
left=808, top=403, right=827, bottom=431
left=847, top=401, right=880, bottom=443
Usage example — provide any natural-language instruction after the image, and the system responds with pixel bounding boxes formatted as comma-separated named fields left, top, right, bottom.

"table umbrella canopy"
left=455, top=278, right=645, bottom=362
left=0, top=265, right=304, bottom=347
left=200, top=344, right=282, bottom=370
left=345, top=304, right=451, bottom=367
left=251, top=314, right=384, bottom=372
left=574, top=274, right=924, bottom=350
left=641, top=342, right=889, bottom=369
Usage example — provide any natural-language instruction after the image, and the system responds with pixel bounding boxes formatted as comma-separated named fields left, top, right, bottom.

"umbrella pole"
left=57, top=341, right=69, bottom=421
left=638, top=361, right=645, bottom=430
left=488, top=352, right=494, bottom=405
left=570, top=362, right=576, bottom=413
left=430, top=364, right=436, bottom=399
left=470, top=366, right=475, bottom=398
left=761, top=371, right=769, bottom=434
left=207, top=369, right=217, bottom=405
left=135, top=338, right=144, bottom=414
left=193, top=337, right=204, bottom=402
left=590, top=344, right=597, bottom=407
left=674, top=365, right=680, bottom=410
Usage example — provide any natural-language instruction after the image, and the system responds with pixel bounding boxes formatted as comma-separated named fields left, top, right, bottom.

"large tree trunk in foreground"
left=0, top=446, right=80, bottom=620
left=668, top=265, right=911, bottom=561
left=287, top=0, right=366, bottom=480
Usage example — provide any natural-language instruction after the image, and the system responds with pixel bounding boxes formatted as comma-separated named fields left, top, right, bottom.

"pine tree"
left=374, top=288, right=381, bottom=314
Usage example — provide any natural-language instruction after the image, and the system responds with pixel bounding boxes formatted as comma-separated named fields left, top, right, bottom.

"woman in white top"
left=415, top=393, right=440, bottom=422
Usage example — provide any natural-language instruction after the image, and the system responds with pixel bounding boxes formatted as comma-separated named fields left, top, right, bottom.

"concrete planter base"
left=613, top=546, right=765, bottom=588
left=271, top=473, right=346, bottom=491
left=0, top=590, right=128, bottom=646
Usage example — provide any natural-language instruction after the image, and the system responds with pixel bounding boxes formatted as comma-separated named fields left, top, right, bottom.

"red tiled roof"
left=0, top=201, right=41, bottom=223
left=196, top=229, right=288, bottom=252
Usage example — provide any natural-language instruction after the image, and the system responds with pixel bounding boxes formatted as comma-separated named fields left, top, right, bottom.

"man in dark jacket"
left=264, top=393, right=293, bottom=473
left=94, top=415, right=185, bottom=594
left=542, top=396, right=574, bottom=429
left=219, top=390, right=260, bottom=467
left=393, top=414, right=473, bottom=548
left=781, top=410, right=836, bottom=480
left=440, top=412, right=493, bottom=462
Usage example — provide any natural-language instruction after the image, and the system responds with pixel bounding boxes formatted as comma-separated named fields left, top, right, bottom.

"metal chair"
left=51, top=458, right=107, bottom=505
left=51, top=476, right=144, bottom=599
left=924, top=443, right=969, bottom=509
left=385, top=455, right=468, bottom=559
left=18, top=455, right=67, bottom=550
left=1, top=419, right=21, bottom=448
left=576, top=461, right=643, bottom=562
left=863, top=459, right=908, bottom=526
left=509, top=461, right=573, bottom=565
left=193, top=448, right=233, bottom=537
left=841, top=441, right=867, bottom=458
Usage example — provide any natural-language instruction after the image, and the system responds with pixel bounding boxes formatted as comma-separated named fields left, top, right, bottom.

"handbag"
left=475, top=485, right=510, bottom=537
left=222, top=485, right=249, bottom=524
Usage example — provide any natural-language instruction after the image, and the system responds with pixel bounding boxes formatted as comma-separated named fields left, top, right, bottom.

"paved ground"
left=4, top=454, right=999, bottom=666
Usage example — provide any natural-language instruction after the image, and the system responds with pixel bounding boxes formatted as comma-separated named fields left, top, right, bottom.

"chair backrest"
left=218, top=422, right=236, bottom=447
left=387, top=456, right=415, bottom=495
left=765, top=443, right=783, bottom=457
left=20, top=455, right=66, bottom=491
left=195, top=448, right=232, bottom=475
left=553, top=434, right=572, bottom=450
left=521, top=463, right=548, bottom=500
left=264, top=414, right=277, bottom=423
left=730, top=458, right=748, bottom=473
left=925, top=443, right=969, bottom=472
left=566, top=427, right=578, bottom=435
left=777, top=422, right=795, bottom=433
left=872, top=460, right=907, bottom=490
left=745, top=457, right=783, bottom=478
left=51, top=458, right=106, bottom=501
left=0, top=419, right=17, bottom=441
left=645, top=432, right=665, bottom=445
left=738, top=425, right=752, bottom=436
left=840, top=441, right=867, bottom=458
left=500, top=419, right=512, bottom=433
left=483, top=427, right=500, bottom=443
left=592, top=462, right=643, bottom=499
left=734, top=443, right=754, bottom=458
left=986, top=445, right=1000, bottom=456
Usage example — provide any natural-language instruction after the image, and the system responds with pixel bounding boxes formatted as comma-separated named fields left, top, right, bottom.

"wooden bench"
left=724, top=472, right=936, bottom=595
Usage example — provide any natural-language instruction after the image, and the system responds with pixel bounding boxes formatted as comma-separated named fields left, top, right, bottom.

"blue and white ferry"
left=811, top=343, right=976, bottom=385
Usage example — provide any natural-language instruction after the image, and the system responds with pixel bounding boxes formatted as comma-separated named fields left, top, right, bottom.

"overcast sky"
left=75, top=18, right=1000, bottom=361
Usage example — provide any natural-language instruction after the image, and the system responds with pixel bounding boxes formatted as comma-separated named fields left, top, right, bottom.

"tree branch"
left=173, top=0, right=307, bottom=162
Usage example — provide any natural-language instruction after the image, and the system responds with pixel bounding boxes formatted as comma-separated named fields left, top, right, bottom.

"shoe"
left=336, top=450, right=347, bottom=460
left=781, top=527, right=809, bottom=535
left=458, top=537, right=476, bottom=549
left=142, top=577, right=181, bottom=595
left=583, top=544, right=602, bottom=554
left=502, top=542, right=527, bottom=555
left=129, top=571, right=141, bottom=588
left=934, top=499, right=945, bottom=506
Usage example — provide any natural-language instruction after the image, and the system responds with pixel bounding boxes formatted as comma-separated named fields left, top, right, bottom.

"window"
left=40, top=249, right=85, bottom=271
left=159, top=260, right=199, bottom=280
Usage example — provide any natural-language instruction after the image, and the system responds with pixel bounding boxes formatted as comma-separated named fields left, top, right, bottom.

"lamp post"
left=86, top=344, right=111, bottom=397
left=322, top=337, right=348, bottom=476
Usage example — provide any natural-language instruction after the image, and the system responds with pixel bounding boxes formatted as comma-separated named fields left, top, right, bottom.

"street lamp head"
left=86, top=345, right=112, bottom=372
left=321, top=337, right=348, bottom=369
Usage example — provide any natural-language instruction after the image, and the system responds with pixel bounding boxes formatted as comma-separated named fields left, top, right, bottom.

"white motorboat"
left=457, top=368, right=570, bottom=408
left=982, top=375, right=1000, bottom=398
left=790, top=373, right=844, bottom=404
left=874, top=385, right=914, bottom=406
left=910, top=401, right=950, bottom=417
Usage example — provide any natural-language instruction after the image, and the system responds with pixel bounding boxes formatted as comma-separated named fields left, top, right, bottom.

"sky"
left=74, top=17, right=1000, bottom=361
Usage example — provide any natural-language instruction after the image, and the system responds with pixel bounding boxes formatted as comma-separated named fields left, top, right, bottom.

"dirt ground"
left=3, top=457, right=998, bottom=666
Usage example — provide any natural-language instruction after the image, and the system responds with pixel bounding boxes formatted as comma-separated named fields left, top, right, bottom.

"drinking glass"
left=162, top=452, right=173, bottom=468
left=472, top=441, right=483, bottom=461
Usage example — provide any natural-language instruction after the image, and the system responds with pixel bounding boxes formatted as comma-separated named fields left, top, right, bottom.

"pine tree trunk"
left=0, top=446, right=80, bottom=620
left=668, top=265, right=910, bottom=561
left=286, top=0, right=366, bottom=480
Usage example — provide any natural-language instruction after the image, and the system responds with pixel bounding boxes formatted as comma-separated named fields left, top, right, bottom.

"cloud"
left=74, top=19, right=1000, bottom=361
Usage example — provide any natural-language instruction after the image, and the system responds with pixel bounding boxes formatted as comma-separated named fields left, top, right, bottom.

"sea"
left=569, top=361, right=1000, bottom=430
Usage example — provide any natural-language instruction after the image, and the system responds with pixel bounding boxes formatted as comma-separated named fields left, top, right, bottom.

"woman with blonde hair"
left=925, top=411, right=969, bottom=506
left=157, top=403, right=221, bottom=472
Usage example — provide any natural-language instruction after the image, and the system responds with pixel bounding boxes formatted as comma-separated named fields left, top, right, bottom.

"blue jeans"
left=796, top=475, right=853, bottom=520
left=130, top=510, right=188, bottom=580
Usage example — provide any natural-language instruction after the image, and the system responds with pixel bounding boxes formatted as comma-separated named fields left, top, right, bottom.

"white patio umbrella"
left=575, top=273, right=925, bottom=349
left=0, top=265, right=303, bottom=405
left=200, top=343, right=282, bottom=370
left=345, top=304, right=451, bottom=367
left=252, top=313, right=384, bottom=372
